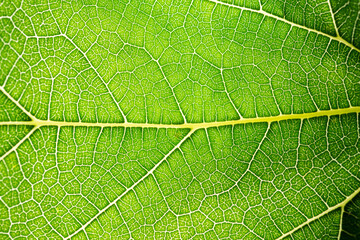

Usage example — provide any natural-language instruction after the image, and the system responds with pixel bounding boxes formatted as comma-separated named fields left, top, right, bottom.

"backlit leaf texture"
left=0, top=0, right=359, bottom=239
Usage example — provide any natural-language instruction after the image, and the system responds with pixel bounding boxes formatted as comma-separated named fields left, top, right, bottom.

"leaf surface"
left=0, top=0, right=360, bottom=239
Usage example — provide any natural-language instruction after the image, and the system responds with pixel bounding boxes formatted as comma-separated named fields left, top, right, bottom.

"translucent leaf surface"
left=0, top=0, right=359, bottom=239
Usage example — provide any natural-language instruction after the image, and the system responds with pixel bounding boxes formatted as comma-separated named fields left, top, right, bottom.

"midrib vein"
left=1, top=107, right=359, bottom=129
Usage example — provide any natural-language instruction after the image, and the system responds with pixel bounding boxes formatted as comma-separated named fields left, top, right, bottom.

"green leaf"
left=0, top=0, right=359, bottom=239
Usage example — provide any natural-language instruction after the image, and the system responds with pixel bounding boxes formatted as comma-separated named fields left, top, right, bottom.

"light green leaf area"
left=0, top=0, right=359, bottom=239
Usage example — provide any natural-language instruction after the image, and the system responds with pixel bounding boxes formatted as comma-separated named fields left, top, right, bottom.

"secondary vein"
left=64, top=128, right=195, bottom=239
left=207, top=0, right=360, bottom=53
